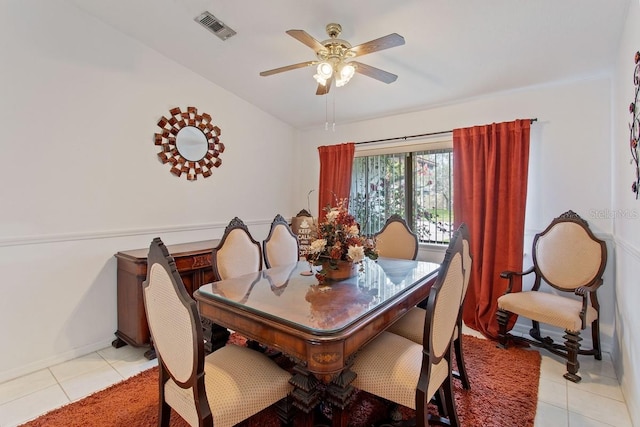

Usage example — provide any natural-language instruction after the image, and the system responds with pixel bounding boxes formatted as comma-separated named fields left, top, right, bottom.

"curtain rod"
left=354, top=118, right=538, bottom=145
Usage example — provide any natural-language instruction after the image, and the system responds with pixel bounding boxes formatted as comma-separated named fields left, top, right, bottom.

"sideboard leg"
left=111, top=337, right=127, bottom=349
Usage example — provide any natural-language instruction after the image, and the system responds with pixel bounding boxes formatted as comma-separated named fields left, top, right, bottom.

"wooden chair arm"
left=575, top=279, right=603, bottom=329
left=575, top=278, right=603, bottom=296
left=500, top=266, right=535, bottom=294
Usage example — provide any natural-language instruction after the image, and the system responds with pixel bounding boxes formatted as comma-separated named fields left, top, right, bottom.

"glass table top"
left=197, top=257, right=440, bottom=335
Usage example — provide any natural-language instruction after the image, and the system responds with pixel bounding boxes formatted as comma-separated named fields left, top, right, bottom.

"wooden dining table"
left=193, top=257, right=440, bottom=427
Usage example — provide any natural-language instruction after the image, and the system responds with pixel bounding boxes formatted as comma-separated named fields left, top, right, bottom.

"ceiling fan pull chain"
left=325, top=94, right=329, bottom=131
left=332, top=93, right=336, bottom=131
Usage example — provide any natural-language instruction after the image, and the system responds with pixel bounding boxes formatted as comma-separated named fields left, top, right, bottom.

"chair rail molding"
left=0, top=219, right=274, bottom=248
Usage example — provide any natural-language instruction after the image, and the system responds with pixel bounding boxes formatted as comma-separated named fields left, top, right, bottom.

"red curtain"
left=453, top=119, right=530, bottom=339
left=317, top=143, right=355, bottom=220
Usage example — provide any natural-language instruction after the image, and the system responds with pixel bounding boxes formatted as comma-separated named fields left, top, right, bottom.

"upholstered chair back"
left=212, top=217, right=262, bottom=281
left=423, top=233, right=465, bottom=363
left=534, top=221, right=605, bottom=291
left=374, top=214, right=419, bottom=260
left=143, top=238, right=210, bottom=425
left=263, top=214, right=300, bottom=268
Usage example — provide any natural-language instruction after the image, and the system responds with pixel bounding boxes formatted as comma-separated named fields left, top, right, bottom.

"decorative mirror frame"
left=154, top=106, right=224, bottom=181
left=629, top=52, right=640, bottom=199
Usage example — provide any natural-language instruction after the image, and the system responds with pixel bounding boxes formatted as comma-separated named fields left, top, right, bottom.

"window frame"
left=350, top=136, right=454, bottom=246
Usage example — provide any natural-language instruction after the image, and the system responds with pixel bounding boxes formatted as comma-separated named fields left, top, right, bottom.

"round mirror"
left=176, top=126, right=208, bottom=161
left=155, top=106, right=224, bottom=181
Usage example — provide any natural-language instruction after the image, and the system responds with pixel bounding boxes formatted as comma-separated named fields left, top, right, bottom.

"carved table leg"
left=204, top=320, right=230, bottom=353
left=324, top=367, right=357, bottom=427
left=274, top=395, right=297, bottom=427
left=289, top=364, right=322, bottom=427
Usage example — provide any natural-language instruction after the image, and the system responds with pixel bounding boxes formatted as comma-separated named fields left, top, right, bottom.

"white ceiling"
left=68, top=0, right=630, bottom=130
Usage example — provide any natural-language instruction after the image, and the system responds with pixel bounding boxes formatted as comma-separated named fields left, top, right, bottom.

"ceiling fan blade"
left=260, top=61, right=315, bottom=76
left=316, top=76, right=333, bottom=95
left=286, top=29, right=326, bottom=52
left=350, top=33, right=405, bottom=57
left=352, top=61, right=398, bottom=84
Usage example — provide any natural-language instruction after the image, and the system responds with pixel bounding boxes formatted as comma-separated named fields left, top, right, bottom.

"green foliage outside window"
left=349, top=148, right=454, bottom=244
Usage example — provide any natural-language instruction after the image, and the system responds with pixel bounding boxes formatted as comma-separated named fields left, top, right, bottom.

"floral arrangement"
left=306, top=199, right=377, bottom=281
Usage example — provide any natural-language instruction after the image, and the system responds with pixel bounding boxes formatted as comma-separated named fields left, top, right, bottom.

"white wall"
left=0, top=0, right=297, bottom=381
left=613, top=0, right=640, bottom=424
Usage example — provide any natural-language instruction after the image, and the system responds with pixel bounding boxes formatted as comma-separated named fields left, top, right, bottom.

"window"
left=349, top=142, right=454, bottom=244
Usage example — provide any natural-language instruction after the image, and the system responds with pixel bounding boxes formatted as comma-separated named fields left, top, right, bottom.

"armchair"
left=496, top=210, right=607, bottom=382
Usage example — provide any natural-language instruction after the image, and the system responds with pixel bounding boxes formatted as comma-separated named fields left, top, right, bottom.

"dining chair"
left=374, top=214, right=419, bottom=260
left=142, top=237, right=293, bottom=427
left=211, top=217, right=262, bottom=281
left=496, top=210, right=607, bottom=382
left=210, top=217, right=263, bottom=352
left=350, top=228, right=465, bottom=427
left=386, top=223, right=472, bottom=389
left=263, top=214, right=300, bottom=268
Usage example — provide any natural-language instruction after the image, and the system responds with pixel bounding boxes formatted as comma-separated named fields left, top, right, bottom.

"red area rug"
left=20, top=334, right=540, bottom=427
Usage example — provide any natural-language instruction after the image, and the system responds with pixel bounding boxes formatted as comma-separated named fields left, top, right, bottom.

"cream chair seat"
left=496, top=210, right=607, bottom=382
left=350, top=228, right=465, bottom=427
left=143, top=238, right=292, bottom=427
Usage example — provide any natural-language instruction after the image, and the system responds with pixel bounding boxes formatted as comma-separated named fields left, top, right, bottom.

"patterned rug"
left=20, top=334, right=540, bottom=427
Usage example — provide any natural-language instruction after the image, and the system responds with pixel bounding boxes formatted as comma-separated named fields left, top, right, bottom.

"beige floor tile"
left=0, top=369, right=57, bottom=405
left=59, top=365, right=123, bottom=402
left=49, top=352, right=111, bottom=383
left=577, top=353, right=617, bottom=380
left=538, top=376, right=568, bottom=409
left=567, top=373, right=625, bottom=402
left=568, top=411, right=627, bottom=427
left=0, top=384, right=69, bottom=427
left=111, top=357, right=157, bottom=379
left=567, top=388, right=632, bottom=427
left=97, top=343, right=149, bottom=364
left=535, top=401, right=569, bottom=427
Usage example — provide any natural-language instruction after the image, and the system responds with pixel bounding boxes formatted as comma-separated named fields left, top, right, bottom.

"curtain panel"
left=453, top=119, right=531, bottom=339
left=317, top=143, right=355, bottom=221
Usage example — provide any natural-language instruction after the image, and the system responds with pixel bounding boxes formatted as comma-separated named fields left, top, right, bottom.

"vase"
left=319, top=259, right=358, bottom=281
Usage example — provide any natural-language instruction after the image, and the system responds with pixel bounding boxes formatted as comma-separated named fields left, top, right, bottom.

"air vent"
left=194, top=12, right=236, bottom=41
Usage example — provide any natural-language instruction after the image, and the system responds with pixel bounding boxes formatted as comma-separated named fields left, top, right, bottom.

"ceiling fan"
left=259, top=23, right=405, bottom=95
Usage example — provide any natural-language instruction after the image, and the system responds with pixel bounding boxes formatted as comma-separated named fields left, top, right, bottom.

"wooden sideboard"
left=113, top=239, right=220, bottom=358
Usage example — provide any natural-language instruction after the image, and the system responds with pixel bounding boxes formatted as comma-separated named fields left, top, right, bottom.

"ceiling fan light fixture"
left=316, top=62, right=333, bottom=79
left=336, top=62, right=356, bottom=87
left=340, top=62, right=355, bottom=79
left=313, top=73, right=327, bottom=86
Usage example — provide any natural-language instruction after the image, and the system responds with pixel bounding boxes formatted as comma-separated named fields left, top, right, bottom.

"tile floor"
left=0, top=328, right=634, bottom=427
